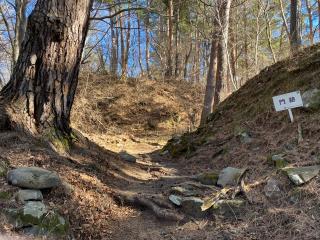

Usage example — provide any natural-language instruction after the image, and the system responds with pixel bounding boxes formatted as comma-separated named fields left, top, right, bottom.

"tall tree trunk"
left=97, top=45, right=106, bottom=72
left=120, top=13, right=125, bottom=78
left=305, top=0, right=314, bottom=45
left=13, top=0, right=28, bottom=66
left=264, top=0, right=277, bottom=63
left=243, top=4, right=249, bottom=81
left=174, top=4, right=181, bottom=79
left=110, top=15, right=118, bottom=76
left=201, top=38, right=218, bottom=124
left=193, top=30, right=200, bottom=83
left=123, top=11, right=131, bottom=78
left=0, top=0, right=93, bottom=145
left=183, top=41, right=192, bottom=81
left=145, top=1, right=151, bottom=78
left=290, top=0, right=302, bottom=52
left=214, top=0, right=232, bottom=104
left=165, top=0, right=173, bottom=79
left=137, top=17, right=144, bottom=75
left=318, top=0, right=320, bottom=40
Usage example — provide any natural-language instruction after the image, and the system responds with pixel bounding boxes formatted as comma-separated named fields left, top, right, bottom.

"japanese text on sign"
left=272, top=91, right=303, bottom=112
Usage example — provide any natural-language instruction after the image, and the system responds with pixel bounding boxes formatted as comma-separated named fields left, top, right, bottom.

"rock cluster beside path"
left=169, top=167, right=247, bottom=219
left=1, top=167, right=68, bottom=237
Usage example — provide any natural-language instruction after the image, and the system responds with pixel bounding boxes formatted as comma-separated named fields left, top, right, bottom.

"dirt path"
left=102, top=137, right=227, bottom=240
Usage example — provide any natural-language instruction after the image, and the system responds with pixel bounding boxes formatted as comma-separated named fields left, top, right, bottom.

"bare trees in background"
left=0, top=0, right=320, bottom=126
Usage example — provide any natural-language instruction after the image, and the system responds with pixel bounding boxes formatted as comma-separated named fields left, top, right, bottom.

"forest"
left=0, top=0, right=320, bottom=239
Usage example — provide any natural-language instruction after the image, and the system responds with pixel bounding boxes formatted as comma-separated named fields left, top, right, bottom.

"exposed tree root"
left=113, top=191, right=185, bottom=222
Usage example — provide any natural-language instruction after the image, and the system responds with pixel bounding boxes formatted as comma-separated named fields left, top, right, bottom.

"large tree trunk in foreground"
left=0, top=0, right=93, bottom=145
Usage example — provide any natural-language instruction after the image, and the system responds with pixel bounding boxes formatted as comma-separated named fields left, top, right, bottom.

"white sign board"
left=273, top=91, right=303, bottom=111
left=272, top=91, right=303, bottom=122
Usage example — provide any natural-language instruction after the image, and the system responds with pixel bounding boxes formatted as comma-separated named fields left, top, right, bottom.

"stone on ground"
left=264, top=178, right=282, bottom=199
left=283, top=166, right=320, bottom=185
left=170, top=186, right=195, bottom=197
left=7, top=167, right=61, bottom=189
left=217, top=167, right=247, bottom=187
left=20, top=201, right=48, bottom=225
left=180, top=197, right=205, bottom=218
left=211, top=199, right=245, bottom=218
left=16, top=190, right=43, bottom=203
left=196, top=171, right=219, bottom=186
left=302, top=89, right=320, bottom=110
left=40, top=211, right=69, bottom=236
left=269, top=154, right=288, bottom=169
left=119, top=151, right=137, bottom=163
left=169, top=195, right=183, bottom=206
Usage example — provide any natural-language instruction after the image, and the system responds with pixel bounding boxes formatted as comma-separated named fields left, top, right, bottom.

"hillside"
left=72, top=75, right=204, bottom=154
left=163, top=44, right=320, bottom=239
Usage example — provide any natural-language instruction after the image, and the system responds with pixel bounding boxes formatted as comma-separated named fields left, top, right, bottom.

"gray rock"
left=181, top=197, right=205, bottom=218
left=169, top=195, right=182, bottom=206
left=119, top=151, right=137, bottom=163
left=16, top=190, right=43, bottom=203
left=21, top=201, right=48, bottom=225
left=283, top=166, right=320, bottom=185
left=240, top=132, right=253, bottom=144
left=269, top=154, right=288, bottom=169
left=169, top=195, right=206, bottom=218
left=4, top=201, right=48, bottom=227
left=40, top=211, right=69, bottom=236
left=7, top=167, right=61, bottom=189
left=302, top=89, right=320, bottom=110
left=4, top=207, right=68, bottom=236
left=264, top=178, right=282, bottom=199
left=170, top=186, right=195, bottom=197
left=211, top=199, right=245, bottom=218
left=217, top=167, right=247, bottom=187
left=196, top=171, right=219, bottom=186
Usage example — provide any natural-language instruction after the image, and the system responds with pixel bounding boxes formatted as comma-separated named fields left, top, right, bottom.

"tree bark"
left=110, top=15, right=118, bottom=76
left=200, top=38, right=218, bottom=124
left=137, top=16, right=144, bottom=75
left=165, top=0, right=173, bottom=79
left=214, top=0, right=232, bottom=104
left=305, top=0, right=314, bottom=45
left=0, top=0, right=93, bottom=145
left=145, top=1, right=151, bottom=79
left=290, top=0, right=302, bottom=52
left=13, top=0, right=28, bottom=66
left=318, top=0, right=320, bottom=40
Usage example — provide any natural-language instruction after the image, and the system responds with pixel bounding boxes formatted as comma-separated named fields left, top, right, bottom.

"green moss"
left=44, top=128, right=72, bottom=153
left=40, top=212, right=69, bottom=236
left=0, top=191, right=11, bottom=200
left=0, top=159, right=9, bottom=177
left=163, top=134, right=198, bottom=158
left=267, top=154, right=288, bottom=169
left=196, top=171, right=219, bottom=185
